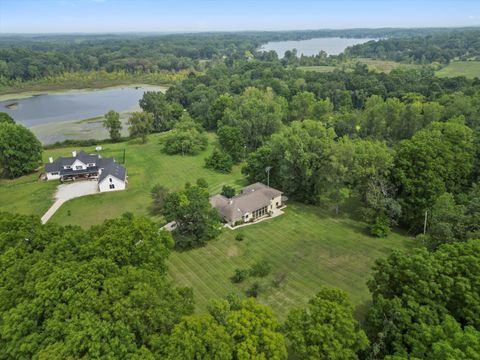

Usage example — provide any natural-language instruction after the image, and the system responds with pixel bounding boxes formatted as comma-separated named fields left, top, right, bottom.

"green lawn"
left=0, top=133, right=246, bottom=227
left=297, top=65, right=337, bottom=73
left=435, top=61, right=480, bottom=79
left=298, top=58, right=421, bottom=74
left=168, top=203, right=415, bottom=320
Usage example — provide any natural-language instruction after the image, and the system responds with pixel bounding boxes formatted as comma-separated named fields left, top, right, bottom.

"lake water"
left=0, top=85, right=164, bottom=127
left=259, top=37, right=376, bottom=57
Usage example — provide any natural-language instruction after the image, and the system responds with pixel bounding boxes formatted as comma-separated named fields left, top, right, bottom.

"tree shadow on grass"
left=354, top=299, right=372, bottom=326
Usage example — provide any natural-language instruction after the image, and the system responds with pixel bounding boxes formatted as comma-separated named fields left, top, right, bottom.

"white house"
left=210, top=182, right=283, bottom=226
left=45, top=150, right=127, bottom=192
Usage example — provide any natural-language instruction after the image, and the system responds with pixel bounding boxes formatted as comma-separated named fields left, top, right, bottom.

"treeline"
left=3, top=27, right=478, bottom=82
left=345, top=29, right=480, bottom=63
left=1, top=212, right=478, bottom=359
left=0, top=33, right=259, bottom=81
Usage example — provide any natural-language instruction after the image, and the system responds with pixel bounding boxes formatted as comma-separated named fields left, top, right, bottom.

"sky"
left=1, top=0, right=480, bottom=34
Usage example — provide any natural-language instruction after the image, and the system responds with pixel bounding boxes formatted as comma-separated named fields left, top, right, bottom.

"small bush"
left=246, top=282, right=261, bottom=298
left=221, top=185, right=236, bottom=198
left=250, top=260, right=271, bottom=277
left=369, top=213, right=391, bottom=238
left=231, top=268, right=249, bottom=283
left=205, top=147, right=233, bottom=173
left=235, top=232, right=245, bottom=241
left=272, top=272, right=287, bottom=288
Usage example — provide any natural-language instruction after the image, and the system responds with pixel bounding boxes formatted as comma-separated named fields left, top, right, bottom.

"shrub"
left=221, top=185, right=236, bottom=198
left=369, top=213, right=391, bottom=237
left=272, top=272, right=287, bottom=288
left=246, top=282, right=261, bottom=298
left=205, top=148, right=233, bottom=173
left=235, top=232, right=245, bottom=241
left=250, top=260, right=271, bottom=277
left=231, top=268, right=249, bottom=283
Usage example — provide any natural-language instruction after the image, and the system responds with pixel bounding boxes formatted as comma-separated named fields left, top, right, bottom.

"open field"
left=435, top=61, right=480, bottom=79
left=0, top=133, right=246, bottom=227
left=298, top=58, right=422, bottom=74
left=168, top=203, right=415, bottom=320
left=297, top=65, right=338, bottom=73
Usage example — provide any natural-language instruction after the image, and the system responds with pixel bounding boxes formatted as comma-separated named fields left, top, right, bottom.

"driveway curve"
left=41, top=181, right=99, bottom=224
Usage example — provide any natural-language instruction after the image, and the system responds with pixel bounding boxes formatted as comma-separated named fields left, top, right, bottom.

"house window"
left=109, top=184, right=115, bottom=189
left=87, top=163, right=95, bottom=167
left=109, top=178, right=113, bottom=182
left=51, top=172, right=59, bottom=176
left=75, top=166, right=82, bottom=170
left=65, top=165, right=71, bottom=169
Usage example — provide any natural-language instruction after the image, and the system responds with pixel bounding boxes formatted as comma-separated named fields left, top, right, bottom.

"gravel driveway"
left=41, top=181, right=99, bottom=224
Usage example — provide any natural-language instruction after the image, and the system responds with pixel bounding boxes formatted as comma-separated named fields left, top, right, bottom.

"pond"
left=259, top=37, right=376, bottom=57
left=0, top=85, right=166, bottom=144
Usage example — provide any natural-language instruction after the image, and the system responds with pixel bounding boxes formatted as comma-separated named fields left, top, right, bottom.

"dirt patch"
left=226, top=245, right=240, bottom=257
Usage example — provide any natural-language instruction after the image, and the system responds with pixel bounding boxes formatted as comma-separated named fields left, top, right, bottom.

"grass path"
left=168, top=203, right=416, bottom=320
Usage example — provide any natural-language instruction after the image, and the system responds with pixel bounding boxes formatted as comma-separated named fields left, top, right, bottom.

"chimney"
left=48, top=157, right=53, bottom=163
left=72, top=150, right=77, bottom=157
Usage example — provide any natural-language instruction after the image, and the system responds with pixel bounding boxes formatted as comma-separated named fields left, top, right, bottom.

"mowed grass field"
left=298, top=58, right=421, bottom=74
left=168, top=203, right=415, bottom=320
left=436, top=61, right=480, bottom=79
left=0, top=133, right=246, bottom=227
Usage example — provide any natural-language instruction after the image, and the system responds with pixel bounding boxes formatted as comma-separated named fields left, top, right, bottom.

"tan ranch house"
left=45, top=150, right=127, bottom=192
left=210, top=182, right=283, bottom=226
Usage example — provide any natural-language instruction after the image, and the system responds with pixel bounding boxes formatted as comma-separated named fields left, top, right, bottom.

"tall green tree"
left=394, top=119, right=475, bottom=228
left=285, top=286, right=369, bottom=360
left=163, top=182, right=221, bottom=249
left=221, top=87, right=287, bottom=151
left=217, top=125, right=245, bottom=163
left=0, top=122, right=42, bottom=178
left=128, top=111, right=154, bottom=143
left=139, top=91, right=182, bottom=131
left=243, top=120, right=336, bottom=203
left=103, top=110, right=122, bottom=141
left=163, top=113, right=208, bottom=155
left=0, top=112, right=14, bottom=124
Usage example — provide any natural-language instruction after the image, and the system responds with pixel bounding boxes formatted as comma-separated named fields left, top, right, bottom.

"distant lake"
left=0, top=85, right=164, bottom=127
left=259, top=37, right=376, bottom=57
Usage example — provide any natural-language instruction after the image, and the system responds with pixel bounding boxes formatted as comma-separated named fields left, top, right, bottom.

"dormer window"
left=64, top=165, right=71, bottom=169
left=87, top=163, right=95, bottom=167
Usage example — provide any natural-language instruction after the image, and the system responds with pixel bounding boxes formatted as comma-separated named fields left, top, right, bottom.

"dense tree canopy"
left=221, top=87, right=287, bottom=151
left=0, top=122, right=42, bottom=178
left=366, top=239, right=480, bottom=359
left=0, top=213, right=194, bottom=358
left=393, top=119, right=475, bottom=228
left=285, top=287, right=368, bottom=360
left=163, top=182, right=221, bottom=249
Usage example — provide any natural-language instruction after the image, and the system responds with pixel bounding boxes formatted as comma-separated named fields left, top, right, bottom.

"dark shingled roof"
left=99, top=161, right=127, bottom=183
left=45, top=150, right=126, bottom=183
left=210, top=183, right=282, bottom=223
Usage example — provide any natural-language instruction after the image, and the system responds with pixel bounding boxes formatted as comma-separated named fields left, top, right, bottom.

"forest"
left=1, top=27, right=480, bottom=82
left=1, top=28, right=480, bottom=359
